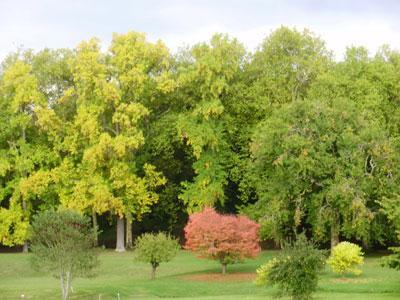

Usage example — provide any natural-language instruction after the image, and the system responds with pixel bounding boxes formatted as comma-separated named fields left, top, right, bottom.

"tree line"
left=1, top=26, right=400, bottom=251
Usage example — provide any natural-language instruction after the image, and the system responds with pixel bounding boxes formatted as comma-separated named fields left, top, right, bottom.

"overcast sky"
left=1, top=0, right=400, bottom=60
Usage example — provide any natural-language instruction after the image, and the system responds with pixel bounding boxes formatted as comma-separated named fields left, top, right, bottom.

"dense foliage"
left=184, top=208, right=260, bottom=273
left=327, top=241, right=364, bottom=275
left=256, top=235, right=326, bottom=300
left=382, top=246, right=400, bottom=271
left=134, top=232, right=180, bottom=279
left=30, top=210, right=98, bottom=300
left=1, top=26, right=400, bottom=252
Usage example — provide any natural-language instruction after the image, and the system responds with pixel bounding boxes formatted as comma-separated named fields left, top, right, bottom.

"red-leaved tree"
left=184, top=208, right=260, bottom=274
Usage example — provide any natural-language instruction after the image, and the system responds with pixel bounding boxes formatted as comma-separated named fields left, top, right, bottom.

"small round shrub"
left=255, top=234, right=326, bottom=300
left=327, top=241, right=364, bottom=276
left=134, top=232, right=180, bottom=279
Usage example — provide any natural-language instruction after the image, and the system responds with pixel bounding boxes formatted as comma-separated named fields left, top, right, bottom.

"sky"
left=1, top=0, right=400, bottom=61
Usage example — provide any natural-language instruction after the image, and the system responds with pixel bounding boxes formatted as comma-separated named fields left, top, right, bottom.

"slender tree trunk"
left=65, top=271, right=71, bottom=300
left=126, top=213, right=133, bottom=249
left=60, top=275, right=64, bottom=300
left=92, top=209, right=98, bottom=247
left=221, top=263, right=227, bottom=275
left=60, top=271, right=67, bottom=300
left=21, top=127, right=29, bottom=253
left=22, top=241, right=28, bottom=253
left=330, top=215, right=339, bottom=249
left=151, top=264, right=157, bottom=280
left=115, top=216, right=125, bottom=252
left=22, top=199, right=28, bottom=253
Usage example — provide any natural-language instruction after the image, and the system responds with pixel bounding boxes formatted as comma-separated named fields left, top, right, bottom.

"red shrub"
left=184, top=208, right=260, bottom=274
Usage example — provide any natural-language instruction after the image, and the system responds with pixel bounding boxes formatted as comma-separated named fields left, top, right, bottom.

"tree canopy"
left=1, top=26, right=400, bottom=250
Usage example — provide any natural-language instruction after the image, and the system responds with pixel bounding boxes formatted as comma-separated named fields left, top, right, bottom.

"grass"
left=0, top=250, right=400, bottom=299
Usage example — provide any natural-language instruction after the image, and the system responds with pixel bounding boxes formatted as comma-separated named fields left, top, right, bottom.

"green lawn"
left=0, top=250, right=400, bottom=299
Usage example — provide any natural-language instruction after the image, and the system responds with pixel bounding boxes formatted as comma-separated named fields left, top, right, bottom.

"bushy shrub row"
left=256, top=239, right=365, bottom=299
left=32, top=208, right=398, bottom=300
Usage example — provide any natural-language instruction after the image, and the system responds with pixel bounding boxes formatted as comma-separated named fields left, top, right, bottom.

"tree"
left=228, top=27, right=331, bottom=220
left=30, top=210, right=98, bottom=300
left=134, top=232, right=180, bottom=279
left=0, top=60, right=56, bottom=252
left=244, top=97, right=398, bottom=248
left=57, top=37, right=166, bottom=252
left=309, top=46, right=400, bottom=246
left=184, top=207, right=260, bottom=274
left=246, top=26, right=331, bottom=109
left=176, top=34, right=245, bottom=212
left=109, top=31, right=174, bottom=248
left=109, top=32, right=188, bottom=241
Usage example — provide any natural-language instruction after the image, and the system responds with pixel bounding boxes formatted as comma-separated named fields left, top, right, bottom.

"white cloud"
left=1, top=1, right=400, bottom=61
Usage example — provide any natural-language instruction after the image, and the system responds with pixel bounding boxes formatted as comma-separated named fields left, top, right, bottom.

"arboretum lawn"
left=1, top=250, right=400, bottom=299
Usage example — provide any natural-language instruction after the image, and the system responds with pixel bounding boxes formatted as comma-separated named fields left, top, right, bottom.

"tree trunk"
left=330, top=216, right=339, bottom=249
left=21, top=128, right=29, bottom=253
left=22, top=241, right=28, bottom=253
left=221, top=263, right=227, bottom=275
left=151, top=264, right=157, bottom=280
left=60, top=273, right=65, bottom=300
left=115, top=216, right=125, bottom=252
left=126, top=213, right=133, bottom=249
left=92, top=210, right=98, bottom=247
left=60, top=271, right=69, bottom=300
left=65, top=271, right=71, bottom=300
left=22, top=199, right=28, bottom=253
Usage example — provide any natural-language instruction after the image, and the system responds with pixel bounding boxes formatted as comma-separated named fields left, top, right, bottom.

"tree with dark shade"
left=184, top=207, right=260, bottom=274
left=30, top=210, right=99, bottom=300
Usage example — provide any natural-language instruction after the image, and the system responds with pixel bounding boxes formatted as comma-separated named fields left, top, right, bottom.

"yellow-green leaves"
left=2, top=61, right=46, bottom=112
left=0, top=206, right=29, bottom=246
left=327, top=242, right=364, bottom=275
left=112, top=102, right=149, bottom=132
left=54, top=34, right=167, bottom=223
left=110, top=31, right=174, bottom=100
left=0, top=153, right=11, bottom=177
left=1, top=60, right=46, bottom=132
left=0, top=59, right=50, bottom=246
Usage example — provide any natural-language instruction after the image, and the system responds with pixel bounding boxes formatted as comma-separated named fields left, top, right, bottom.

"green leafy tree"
left=232, top=27, right=331, bottom=218
left=382, top=247, right=400, bottom=271
left=30, top=210, right=98, bottom=300
left=246, top=26, right=331, bottom=109
left=176, top=34, right=245, bottom=212
left=244, top=97, right=398, bottom=248
left=134, top=232, right=180, bottom=279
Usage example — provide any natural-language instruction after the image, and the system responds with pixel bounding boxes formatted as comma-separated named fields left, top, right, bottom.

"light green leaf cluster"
left=0, top=205, right=28, bottom=246
left=255, top=257, right=279, bottom=286
left=134, top=232, right=179, bottom=278
left=327, top=241, right=364, bottom=275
